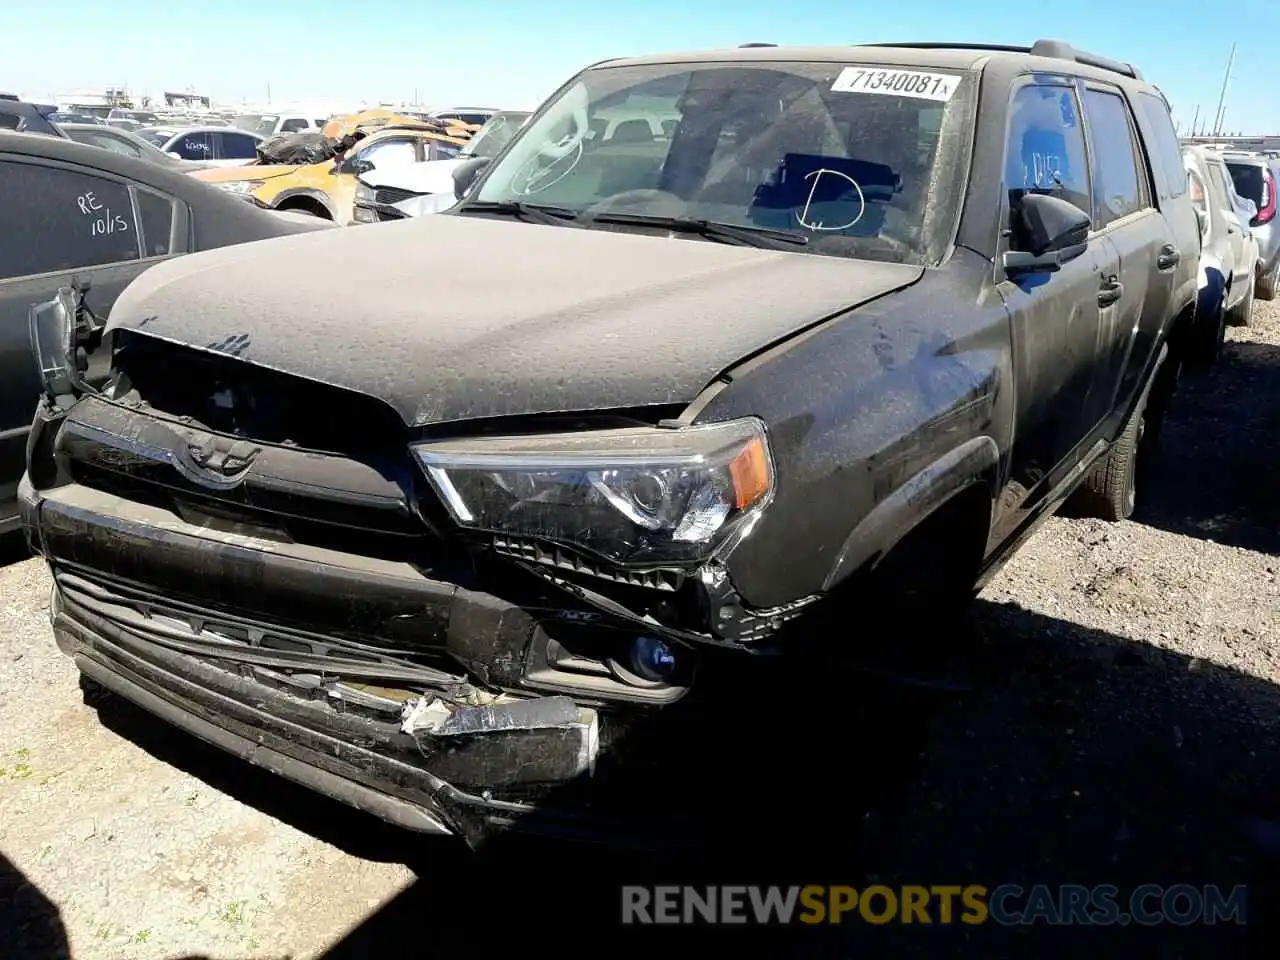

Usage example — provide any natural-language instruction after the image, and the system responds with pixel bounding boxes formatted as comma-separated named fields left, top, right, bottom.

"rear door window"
left=1081, top=88, right=1147, bottom=228
left=0, top=161, right=141, bottom=279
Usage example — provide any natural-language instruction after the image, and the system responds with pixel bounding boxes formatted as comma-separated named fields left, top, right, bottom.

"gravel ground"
left=1, top=301, right=1277, bottom=959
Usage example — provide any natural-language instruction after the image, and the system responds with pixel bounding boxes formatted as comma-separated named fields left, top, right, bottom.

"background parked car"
left=1184, top=145, right=1259, bottom=369
left=135, top=126, right=263, bottom=166
left=352, top=110, right=530, bottom=222
left=0, top=130, right=333, bottom=534
left=232, top=113, right=329, bottom=138
left=0, top=98, right=68, bottom=138
left=192, top=123, right=471, bottom=222
left=1221, top=150, right=1280, bottom=303
left=61, top=123, right=216, bottom=171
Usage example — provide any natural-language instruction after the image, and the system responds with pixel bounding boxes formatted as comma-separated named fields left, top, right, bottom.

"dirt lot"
left=2, top=301, right=1278, bottom=959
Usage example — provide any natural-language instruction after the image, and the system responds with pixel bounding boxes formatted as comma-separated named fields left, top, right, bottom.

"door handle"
left=1098, top=276, right=1124, bottom=307
left=1156, top=244, right=1180, bottom=270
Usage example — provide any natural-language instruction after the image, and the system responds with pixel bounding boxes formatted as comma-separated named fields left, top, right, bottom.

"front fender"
left=822, top=436, right=999, bottom=590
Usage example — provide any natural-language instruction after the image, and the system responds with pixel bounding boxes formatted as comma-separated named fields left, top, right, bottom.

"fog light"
left=629, top=635, right=677, bottom=682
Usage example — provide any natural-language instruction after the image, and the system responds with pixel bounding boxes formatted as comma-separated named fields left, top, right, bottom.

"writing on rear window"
left=76, top=190, right=130, bottom=238
left=832, top=67, right=959, bottom=101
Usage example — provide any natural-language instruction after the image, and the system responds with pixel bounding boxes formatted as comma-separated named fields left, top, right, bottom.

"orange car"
left=190, top=120, right=472, bottom=224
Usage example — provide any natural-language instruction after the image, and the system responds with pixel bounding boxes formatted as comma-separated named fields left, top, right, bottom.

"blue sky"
left=6, top=1, right=1277, bottom=133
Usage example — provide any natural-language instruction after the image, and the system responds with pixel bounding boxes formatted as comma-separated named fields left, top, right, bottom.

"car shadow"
left=1136, top=337, right=1280, bottom=555
left=85, top=600, right=1280, bottom=958
left=1, top=851, right=69, bottom=960
left=0, top=530, right=32, bottom=568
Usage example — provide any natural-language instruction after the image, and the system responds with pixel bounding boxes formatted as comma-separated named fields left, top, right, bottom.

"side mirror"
left=452, top=156, right=491, bottom=199
left=1238, top=197, right=1258, bottom=223
left=1002, top=193, right=1091, bottom=277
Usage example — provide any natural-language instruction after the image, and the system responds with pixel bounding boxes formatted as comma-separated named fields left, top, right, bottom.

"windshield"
left=473, top=61, right=970, bottom=263
left=232, top=114, right=266, bottom=133
left=461, top=111, right=531, bottom=159
left=253, top=115, right=280, bottom=137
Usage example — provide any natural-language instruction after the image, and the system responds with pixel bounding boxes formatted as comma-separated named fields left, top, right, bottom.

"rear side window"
left=1134, top=92, right=1185, bottom=200
left=1081, top=89, right=1146, bottom=227
left=136, top=189, right=176, bottom=257
left=1005, top=83, right=1091, bottom=217
left=0, top=162, right=141, bottom=279
left=174, top=131, right=214, bottom=160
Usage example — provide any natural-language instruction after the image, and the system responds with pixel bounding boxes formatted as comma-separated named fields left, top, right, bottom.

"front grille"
left=375, top=186, right=420, bottom=205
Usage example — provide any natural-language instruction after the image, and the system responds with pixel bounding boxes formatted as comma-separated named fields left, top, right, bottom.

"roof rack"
left=857, top=39, right=1142, bottom=80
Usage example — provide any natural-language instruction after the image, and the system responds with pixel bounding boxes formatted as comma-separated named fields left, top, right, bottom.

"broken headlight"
left=216, top=180, right=265, bottom=195
left=412, top=418, right=774, bottom=565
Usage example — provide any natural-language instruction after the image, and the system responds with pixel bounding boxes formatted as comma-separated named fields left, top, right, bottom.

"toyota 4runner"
left=21, top=39, right=1198, bottom=846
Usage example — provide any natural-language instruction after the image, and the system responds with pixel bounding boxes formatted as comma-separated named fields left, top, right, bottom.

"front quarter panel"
left=695, top=248, right=1013, bottom=609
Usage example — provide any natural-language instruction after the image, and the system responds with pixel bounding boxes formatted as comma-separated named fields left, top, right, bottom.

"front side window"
left=475, top=61, right=973, bottom=264
left=1004, top=83, right=1090, bottom=218
left=0, top=162, right=140, bottom=279
left=254, top=116, right=280, bottom=137
left=1081, top=88, right=1145, bottom=228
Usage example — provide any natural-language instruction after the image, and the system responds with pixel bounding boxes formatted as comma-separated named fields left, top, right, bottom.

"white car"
left=136, top=126, right=263, bottom=167
left=232, top=112, right=329, bottom=138
left=351, top=110, right=531, bottom=222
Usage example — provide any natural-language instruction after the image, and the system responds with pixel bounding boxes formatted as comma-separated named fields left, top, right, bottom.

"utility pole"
left=1212, top=42, right=1236, bottom=136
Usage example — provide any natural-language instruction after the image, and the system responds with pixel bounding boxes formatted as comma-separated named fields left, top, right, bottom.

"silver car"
left=1184, top=145, right=1259, bottom=369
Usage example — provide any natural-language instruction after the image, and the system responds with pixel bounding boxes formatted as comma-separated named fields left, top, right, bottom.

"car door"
left=1077, top=83, right=1169, bottom=426
left=1204, top=157, right=1252, bottom=292
left=0, top=157, right=188, bottom=508
left=214, top=131, right=260, bottom=166
left=999, top=79, right=1120, bottom=488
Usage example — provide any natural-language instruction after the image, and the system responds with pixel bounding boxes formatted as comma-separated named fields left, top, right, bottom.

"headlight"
left=216, top=179, right=265, bottom=195
left=355, top=182, right=376, bottom=203
left=413, top=418, right=774, bottom=565
left=28, top=289, right=78, bottom=398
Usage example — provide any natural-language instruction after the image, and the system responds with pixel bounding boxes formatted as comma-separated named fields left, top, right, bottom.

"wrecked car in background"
left=190, top=118, right=472, bottom=222
left=0, top=131, right=333, bottom=536
left=21, top=39, right=1197, bottom=845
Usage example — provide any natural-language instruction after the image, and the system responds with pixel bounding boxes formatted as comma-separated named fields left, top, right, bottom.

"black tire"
left=1226, top=277, right=1255, bottom=327
left=1257, top=258, right=1280, bottom=302
left=1070, top=344, right=1167, bottom=522
left=1184, top=292, right=1226, bottom=375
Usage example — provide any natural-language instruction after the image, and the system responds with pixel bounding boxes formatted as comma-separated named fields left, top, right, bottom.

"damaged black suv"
left=21, top=39, right=1198, bottom=845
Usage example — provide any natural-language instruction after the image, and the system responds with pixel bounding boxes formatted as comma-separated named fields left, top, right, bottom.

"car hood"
left=190, top=163, right=299, bottom=183
left=105, top=214, right=923, bottom=427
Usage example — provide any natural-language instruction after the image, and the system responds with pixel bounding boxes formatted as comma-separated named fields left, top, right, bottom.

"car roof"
left=591, top=38, right=1151, bottom=88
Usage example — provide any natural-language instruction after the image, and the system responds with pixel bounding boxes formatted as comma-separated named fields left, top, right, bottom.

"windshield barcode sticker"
left=831, top=67, right=960, bottom=101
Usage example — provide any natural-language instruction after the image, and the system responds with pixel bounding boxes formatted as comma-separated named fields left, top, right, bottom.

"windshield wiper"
left=454, top=199, right=581, bottom=227
left=578, top=212, right=808, bottom=249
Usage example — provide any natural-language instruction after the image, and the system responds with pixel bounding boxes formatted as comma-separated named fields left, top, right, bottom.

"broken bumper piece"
left=23, top=479, right=624, bottom=847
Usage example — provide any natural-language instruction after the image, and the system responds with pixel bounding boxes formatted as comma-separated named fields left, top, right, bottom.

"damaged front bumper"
left=20, top=475, right=687, bottom=846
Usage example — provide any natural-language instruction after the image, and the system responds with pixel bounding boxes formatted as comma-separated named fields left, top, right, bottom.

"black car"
left=21, top=39, right=1197, bottom=846
left=0, top=131, right=333, bottom=534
